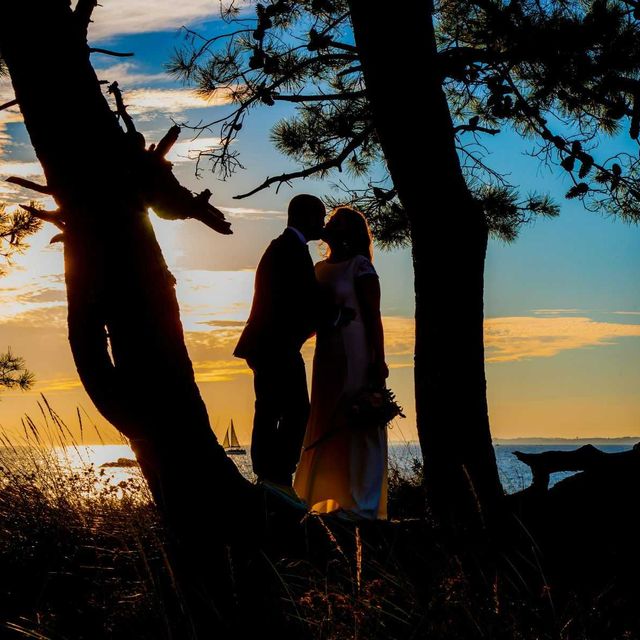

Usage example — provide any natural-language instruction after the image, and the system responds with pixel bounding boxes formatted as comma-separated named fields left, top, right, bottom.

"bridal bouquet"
left=345, top=386, right=405, bottom=430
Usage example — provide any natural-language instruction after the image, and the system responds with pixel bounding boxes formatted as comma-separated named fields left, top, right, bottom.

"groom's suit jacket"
left=233, top=227, right=321, bottom=361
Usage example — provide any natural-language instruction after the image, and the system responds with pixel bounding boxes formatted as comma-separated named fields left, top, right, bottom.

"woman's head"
left=322, top=206, right=373, bottom=261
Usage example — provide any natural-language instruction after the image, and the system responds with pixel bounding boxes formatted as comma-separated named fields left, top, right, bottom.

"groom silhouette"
left=234, top=194, right=334, bottom=491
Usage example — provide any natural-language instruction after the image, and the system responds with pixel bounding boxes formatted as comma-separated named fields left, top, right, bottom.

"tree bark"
left=349, top=0, right=504, bottom=527
left=0, top=1, right=261, bottom=634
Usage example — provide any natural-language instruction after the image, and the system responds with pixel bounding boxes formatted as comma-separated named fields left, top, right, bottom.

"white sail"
left=229, top=419, right=241, bottom=448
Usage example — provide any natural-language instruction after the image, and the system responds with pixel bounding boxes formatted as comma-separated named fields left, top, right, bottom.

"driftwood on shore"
left=513, top=443, right=640, bottom=490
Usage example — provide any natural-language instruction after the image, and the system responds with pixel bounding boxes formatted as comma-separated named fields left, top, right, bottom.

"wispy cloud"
left=192, top=358, right=251, bottom=383
left=166, top=137, right=222, bottom=163
left=85, top=0, right=250, bottom=41
left=220, top=207, right=286, bottom=220
left=485, top=315, right=640, bottom=362
left=34, top=377, right=83, bottom=393
left=533, top=308, right=584, bottom=315
left=0, top=161, right=44, bottom=179
left=93, top=62, right=172, bottom=88
left=0, top=160, right=46, bottom=199
left=0, top=305, right=66, bottom=329
left=118, top=87, right=235, bottom=119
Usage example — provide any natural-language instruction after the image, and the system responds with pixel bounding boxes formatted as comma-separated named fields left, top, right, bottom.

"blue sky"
left=1, top=1, right=639, bottom=443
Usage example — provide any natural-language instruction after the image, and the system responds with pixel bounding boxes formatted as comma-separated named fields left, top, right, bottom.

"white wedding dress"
left=293, top=254, right=388, bottom=520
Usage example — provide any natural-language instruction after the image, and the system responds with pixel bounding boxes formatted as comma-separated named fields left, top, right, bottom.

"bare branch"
left=454, top=123, right=500, bottom=135
left=142, top=139, right=232, bottom=235
left=438, top=46, right=505, bottom=69
left=0, top=99, right=17, bottom=112
left=5, top=176, right=51, bottom=194
left=233, top=127, right=374, bottom=199
left=107, top=81, right=138, bottom=137
left=89, top=48, right=134, bottom=58
left=327, top=40, right=358, bottom=54
left=154, top=125, right=181, bottom=159
left=19, top=204, right=66, bottom=231
left=337, top=65, right=363, bottom=77
left=273, top=91, right=366, bottom=103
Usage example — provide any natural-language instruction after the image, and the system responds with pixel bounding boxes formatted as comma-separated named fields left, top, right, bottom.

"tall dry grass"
left=0, top=400, right=636, bottom=639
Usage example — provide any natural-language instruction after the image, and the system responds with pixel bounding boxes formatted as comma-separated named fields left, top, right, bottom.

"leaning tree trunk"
left=349, top=0, right=504, bottom=528
left=0, top=1, right=264, bottom=634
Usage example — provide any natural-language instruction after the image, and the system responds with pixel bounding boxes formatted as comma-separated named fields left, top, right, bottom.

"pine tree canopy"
left=16, top=2, right=640, bottom=248
left=0, top=348, right=34, bottom=393
left=0, top=203, right=43, bottom=277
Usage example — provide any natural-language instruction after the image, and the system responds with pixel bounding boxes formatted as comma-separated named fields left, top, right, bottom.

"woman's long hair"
left=324, top=206, right=373, bottom=262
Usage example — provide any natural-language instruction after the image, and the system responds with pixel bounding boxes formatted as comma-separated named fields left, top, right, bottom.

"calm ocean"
left=0, top=442, right=636, bottom=495
left=387, top=442, right=636, bottom=494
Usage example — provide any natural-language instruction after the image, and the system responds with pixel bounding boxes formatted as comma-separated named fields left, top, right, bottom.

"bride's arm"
left=355, top=273, right=389, bottom=387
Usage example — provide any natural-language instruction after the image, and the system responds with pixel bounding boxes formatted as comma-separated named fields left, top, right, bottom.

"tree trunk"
left=0, top=1, right=262, bottom=634
left=349, top=0, right=503, bottom=527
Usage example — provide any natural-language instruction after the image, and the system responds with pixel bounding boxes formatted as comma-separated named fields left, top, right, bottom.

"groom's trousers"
left=247, top=351, right=310, bottom=486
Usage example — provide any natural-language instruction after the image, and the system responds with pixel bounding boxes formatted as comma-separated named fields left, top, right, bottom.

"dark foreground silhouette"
left=1, top=440, right=639, bottom=640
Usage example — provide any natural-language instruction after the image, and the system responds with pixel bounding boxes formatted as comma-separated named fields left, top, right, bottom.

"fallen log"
left=513, top=443, right=640, bottom=490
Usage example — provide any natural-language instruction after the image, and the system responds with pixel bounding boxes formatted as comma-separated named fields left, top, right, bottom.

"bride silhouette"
left=293, top=206, right=389, bottom=520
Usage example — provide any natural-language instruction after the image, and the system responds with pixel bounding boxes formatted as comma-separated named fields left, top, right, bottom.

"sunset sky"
left=1, top=1, right=640, bottom=444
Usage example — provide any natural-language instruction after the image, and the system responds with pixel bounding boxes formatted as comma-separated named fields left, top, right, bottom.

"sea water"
left=0, top=442, right=635, bottom=495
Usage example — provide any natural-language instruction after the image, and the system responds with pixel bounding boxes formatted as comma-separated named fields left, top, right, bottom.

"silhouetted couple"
left=233, top=194, right=389, bottom=521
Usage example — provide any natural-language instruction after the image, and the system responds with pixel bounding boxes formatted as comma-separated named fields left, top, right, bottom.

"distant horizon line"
left=2, top=436, right=639, bottom=449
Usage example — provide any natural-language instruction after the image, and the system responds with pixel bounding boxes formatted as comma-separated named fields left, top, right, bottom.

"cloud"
left=335, top=314, right=640, bottom=368
left=14, top=289, right=66, bottom=304
left=84, top=0, right=250, bottom=41
left=0, top=161, right=44, bottom=179
left=117, top=87, right=235, bottom=119
left=192, top=358, right=251, bottom=383
left=485, top=315, right=640, bottom=363
left=533, top=308, right=584, bottom=315
left=166, top=137, right=223, bottom=163
left=220, top=207, right=286, bottom=220
left=0, top=305, right=66, bottom=329
left=35, top=377, right=83, bottom=393
left=197, top=319, right=247, bottom=328
left=93, top=62, right=172, bottom=88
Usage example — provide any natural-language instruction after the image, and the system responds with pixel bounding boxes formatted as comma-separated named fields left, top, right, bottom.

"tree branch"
left=18, top=204, right=66, bottom=230
left=233, top=127, right=374, bottom=199
left=337, top=65, right=363, bottom=77
left=0, top=99, right=17, bottom=112
left=107, top=81, right=138, bottom=137
left=154, top=124, right=181, bottom=159
left=89, top=48, right=134, bottom=58
left=327, top=40, right=358, bottom=54
left=141, top=129, right=232, bottom=235
left=454, top=123, right=500, bottom=135
left=5, top=176, right=51, bottom=194
left=438, top=46, right=506, bottom=77
left=273, top=90, right=366, bottom=103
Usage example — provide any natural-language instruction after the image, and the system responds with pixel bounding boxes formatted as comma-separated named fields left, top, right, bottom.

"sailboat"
left=222, top=419, right=246, bottom=455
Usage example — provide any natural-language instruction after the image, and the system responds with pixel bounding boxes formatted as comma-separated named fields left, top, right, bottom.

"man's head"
left=287, top=194, right=326, bottom=241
